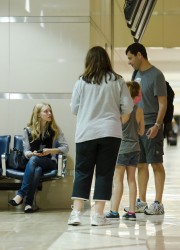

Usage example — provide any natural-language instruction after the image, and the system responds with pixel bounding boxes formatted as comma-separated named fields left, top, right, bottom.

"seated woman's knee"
left=28, top=155, right=40, bottom=165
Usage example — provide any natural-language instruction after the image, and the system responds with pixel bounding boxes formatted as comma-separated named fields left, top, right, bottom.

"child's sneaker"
left=68, top=210, right=81, bottom=226
left=122, top=212, right=136, bottom=221
left=124, top=198, right=148, bottom=213
left=105, top=210, right=120, bottom=220
left=91, top=214, right=111, bottom=226
left=144, top=201, right=165, bottom=215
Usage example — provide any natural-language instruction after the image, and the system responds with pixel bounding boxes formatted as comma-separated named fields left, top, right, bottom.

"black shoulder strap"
left=132, top=70, right=138, bottom=81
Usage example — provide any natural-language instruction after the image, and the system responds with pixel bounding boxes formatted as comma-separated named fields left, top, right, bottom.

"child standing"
left=106, top=81, right=144, bottom=220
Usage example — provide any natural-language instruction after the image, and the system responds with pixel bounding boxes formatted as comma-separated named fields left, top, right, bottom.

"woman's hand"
left=33, top=148, right=51, bottom=157
left=41, top=148, right=51, bottom=156
left=32, top=148, right=60, bottom=157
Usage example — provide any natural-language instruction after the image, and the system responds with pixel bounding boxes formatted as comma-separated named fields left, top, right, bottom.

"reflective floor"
left=0, top=139, right=180, bottom=250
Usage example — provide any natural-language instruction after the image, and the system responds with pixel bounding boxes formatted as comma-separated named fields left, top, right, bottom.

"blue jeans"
left=17, top=156, right=57, bottom=206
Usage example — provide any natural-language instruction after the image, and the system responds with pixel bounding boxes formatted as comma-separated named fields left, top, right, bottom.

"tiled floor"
left=0, top=139, right=180, bottom=250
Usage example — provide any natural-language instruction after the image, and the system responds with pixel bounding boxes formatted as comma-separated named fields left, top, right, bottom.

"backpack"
left=132, top=70, right=175, bottom=136
left=163, top=81, right=175, bottom=137
left=163, top=81, right=174, bottom=125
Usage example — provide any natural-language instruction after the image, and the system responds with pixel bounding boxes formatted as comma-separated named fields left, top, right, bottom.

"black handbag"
left=7, top=148, right=28, bottom=171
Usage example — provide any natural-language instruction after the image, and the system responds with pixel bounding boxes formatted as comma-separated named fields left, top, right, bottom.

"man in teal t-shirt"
left=124, top=43, right=167, bottom=215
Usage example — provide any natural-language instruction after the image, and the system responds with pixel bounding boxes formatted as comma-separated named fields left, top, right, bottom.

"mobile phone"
left=37, top=149, right=43, bottom=153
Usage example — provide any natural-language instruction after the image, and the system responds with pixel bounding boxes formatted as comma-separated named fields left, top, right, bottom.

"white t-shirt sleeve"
left=70, top=79, right=81, bottom=115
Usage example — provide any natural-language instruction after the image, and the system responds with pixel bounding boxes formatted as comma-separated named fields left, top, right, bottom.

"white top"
left=70, top=75, right=134, bottom=143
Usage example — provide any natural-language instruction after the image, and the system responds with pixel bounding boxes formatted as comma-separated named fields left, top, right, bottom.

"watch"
left=154, top=123, right=161, bottom=129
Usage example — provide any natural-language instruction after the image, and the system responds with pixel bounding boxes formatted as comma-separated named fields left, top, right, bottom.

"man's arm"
left=155, top=96, right=167, bottom=129
left=146, top=96, right=167, bottom=139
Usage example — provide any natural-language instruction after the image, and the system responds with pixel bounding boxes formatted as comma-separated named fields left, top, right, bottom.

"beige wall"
left=143, top=0, right=180, bottom=47
left=113, top=0, right=180, bottom=47
left=90, top=0, right=113, bottom=62
left=90, top=0, right=111, bottom=46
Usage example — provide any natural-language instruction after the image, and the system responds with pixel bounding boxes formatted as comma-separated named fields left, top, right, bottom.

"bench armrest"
left=57, top=154, right=67, bottom=177
left=1, top=153, right=6, bottom=176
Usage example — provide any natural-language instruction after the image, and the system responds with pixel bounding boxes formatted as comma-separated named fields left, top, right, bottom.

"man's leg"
left=144, top=162, right=165, bottom=215
left=151, top=163, right=165, bottom=203
left=138, top=163, right=149, bottom=202
left=143, top=125, right=165, bottom=215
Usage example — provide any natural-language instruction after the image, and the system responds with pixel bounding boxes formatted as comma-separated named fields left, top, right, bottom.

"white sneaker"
left=91, top=214, right=111, bottom=226
left=68, top=210, right=81, bottom=226
left=124, top=198, right=148, bottom=213
left=144, top=201, right=165, bottom=215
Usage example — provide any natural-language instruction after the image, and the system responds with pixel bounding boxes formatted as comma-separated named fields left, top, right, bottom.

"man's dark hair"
left=125, top=43, right=148, bottom=59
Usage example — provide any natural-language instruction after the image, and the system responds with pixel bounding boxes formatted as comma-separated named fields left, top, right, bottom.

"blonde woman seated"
left=8, top=103, right=69, bottom=213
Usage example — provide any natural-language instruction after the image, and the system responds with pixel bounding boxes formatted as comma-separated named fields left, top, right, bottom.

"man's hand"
left=146, top=125, right=159, bottom=139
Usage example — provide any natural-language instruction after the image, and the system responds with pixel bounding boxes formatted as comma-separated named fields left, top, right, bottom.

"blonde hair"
left=126, top=81, right=140, bottom=99
left=27, top=103, right=60, bottom=142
